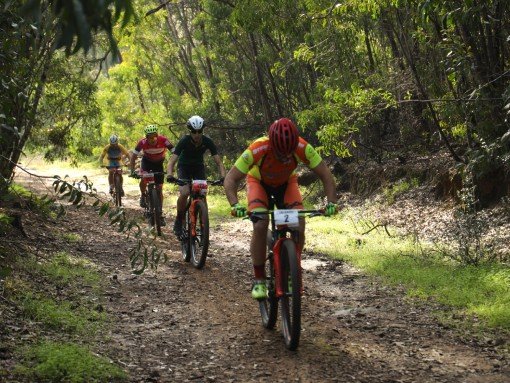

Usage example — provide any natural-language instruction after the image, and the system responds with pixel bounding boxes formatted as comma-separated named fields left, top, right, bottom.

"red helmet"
left=268, top=118, right=299, bottom=156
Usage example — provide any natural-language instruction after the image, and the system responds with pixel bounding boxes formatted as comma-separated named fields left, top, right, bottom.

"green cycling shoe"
left=251, top=280, right=267, bottom=300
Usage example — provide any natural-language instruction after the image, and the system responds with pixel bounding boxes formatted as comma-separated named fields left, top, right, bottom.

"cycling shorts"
left=141, top=158, right=164, bottom=185
left=246, top=175, right=303, bottom=212
left=177, top=164, right=206, bottom=181
left=108, top=160, right=122, bottom=168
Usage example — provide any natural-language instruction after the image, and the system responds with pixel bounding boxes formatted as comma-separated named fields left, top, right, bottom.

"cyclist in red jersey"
left=129, top=124, right=174, bottom=226
left=224, top=118, right=338, bottom=299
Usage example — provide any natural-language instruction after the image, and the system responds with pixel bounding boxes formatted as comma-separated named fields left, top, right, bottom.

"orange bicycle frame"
left=189, top=181, right=208, bottom=237
left=272, top=237, right=303, bottom=298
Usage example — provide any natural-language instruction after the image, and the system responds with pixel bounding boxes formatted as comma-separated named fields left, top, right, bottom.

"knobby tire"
left=114, top=173, right=122, bottom=207
left=181, top=210, right=191, bottom=262
left=149, top=187, right=162, bottom=236
left=279, top=239, right=301, bottom=350
left=258, top=248, right=278, bottom=329
left=190, top=200, right=209, bottom=269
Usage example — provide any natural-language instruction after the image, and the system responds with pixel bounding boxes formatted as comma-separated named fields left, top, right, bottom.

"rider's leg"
left=157, top=184, right=164, bottom=206
left=108, top=169, right=114, bottom=189
left=247, top=176, right=269, bottom=279
left=251, top=218, right=269, bottom=272
left=176, top=185, right=190, bottom=220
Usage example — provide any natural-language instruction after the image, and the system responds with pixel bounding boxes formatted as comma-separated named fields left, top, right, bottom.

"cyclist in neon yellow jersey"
left=224, top=118, right=337, bottom=299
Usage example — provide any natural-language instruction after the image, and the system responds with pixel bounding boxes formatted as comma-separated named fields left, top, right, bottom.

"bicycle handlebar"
left=248, top=209, right=325, bottom=217
left=167, top=177, right=224, bottom=187
left=129, top=171, right=166, bottom=179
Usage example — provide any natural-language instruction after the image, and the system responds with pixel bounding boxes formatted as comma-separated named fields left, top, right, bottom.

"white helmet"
left=109, top=134, right=119, bottom=144
left=187, top=115, right=205, bottom=130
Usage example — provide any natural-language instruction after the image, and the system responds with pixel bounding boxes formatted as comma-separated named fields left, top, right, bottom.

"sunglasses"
left=190, top=130, right=203, bottom=135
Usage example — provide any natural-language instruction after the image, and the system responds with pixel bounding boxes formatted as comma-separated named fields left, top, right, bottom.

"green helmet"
left=144, top=124, right=158, bottom=135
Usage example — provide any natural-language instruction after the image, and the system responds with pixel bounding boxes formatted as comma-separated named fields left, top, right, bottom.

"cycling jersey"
left=234, top=136, right=322, bottom=188
left=133, top=135, right=173, bottom=162
left=173, top=135, right=218, bottom=166
left=101, top=143, right=130, bottom=162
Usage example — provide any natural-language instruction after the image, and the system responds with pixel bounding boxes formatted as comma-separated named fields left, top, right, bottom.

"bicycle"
left=248, top=202, right=324, bottom=351
left=131, top=171, right=165, bottom=236
left=168, top=177, right=223, bottom=269
left=104, top=165, right=125, bottom=207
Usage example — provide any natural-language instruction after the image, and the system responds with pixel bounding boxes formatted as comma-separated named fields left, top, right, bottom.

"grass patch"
left=33, top=252, right=100, bottom=287
left=20, top=293, right=104, bottom=334
left=61, top=232, right=83, bottom=243
left=306, top=210, right=510, bottom=331
left=382, top=178, right=419, bottom=204
left=15, top=342, right=127, bottom=382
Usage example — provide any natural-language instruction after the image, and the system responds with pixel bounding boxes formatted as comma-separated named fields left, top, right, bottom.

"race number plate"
left=274, top=209, right=299, bottom=227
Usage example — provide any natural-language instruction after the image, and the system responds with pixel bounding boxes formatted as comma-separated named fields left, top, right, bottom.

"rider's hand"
left=324, top=202, right=337, bottom=217
left=230, top=203, right=247, bottom=218
left=166, top=175, right=176, bottom=183
left=130, top=169, right=138, bottom=178
left=218, top=177, right=225, bottom=185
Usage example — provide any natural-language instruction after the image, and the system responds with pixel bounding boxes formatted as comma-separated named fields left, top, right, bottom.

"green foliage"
left=29, top=52, right=103, bottom=161
left=22, top=0, right=135, bottom=59
left=15, top=342, right=127, bottom=382
left=298, top=85, right=396, bottom=157
left=51, top=175, right=166, bottom=274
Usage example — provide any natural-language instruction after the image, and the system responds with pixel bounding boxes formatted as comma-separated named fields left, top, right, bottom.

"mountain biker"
left=223, top=117, right=338, bottom=300
left=99, top=134, right=131, bottom=196
left=129, top=124, right=174, bottom=226
left=166, top=115, right=226, bottom=236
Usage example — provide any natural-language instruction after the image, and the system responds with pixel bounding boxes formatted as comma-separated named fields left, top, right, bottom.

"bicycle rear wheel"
left=279, top=239, right=301, bottom=350
left=181, top=210, right=191, bottom=262
left=190, top=200, right=209, bottom=269
left=114, top=173, right=122, bottom=207
left=258, top=252, right=278, bottom=330
left=149, top=187, right=162, bottom=236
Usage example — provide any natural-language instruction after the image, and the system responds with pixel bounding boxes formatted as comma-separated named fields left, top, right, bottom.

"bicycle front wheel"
left=181, top=210, right=191, bottom=262
left=258, top=251, right=278, bottom=330
left=279, top=239, right=301, bottom=350
left=114, top=173, right=122, bottom=207
left=190, top=200, right=209, bottom=269
left=149, top=187, right=162, bottom=236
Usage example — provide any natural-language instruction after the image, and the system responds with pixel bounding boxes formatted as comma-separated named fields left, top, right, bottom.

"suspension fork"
left=272, top=235, right=304, bottom=298
left=189, top=198, right=199, bottom=236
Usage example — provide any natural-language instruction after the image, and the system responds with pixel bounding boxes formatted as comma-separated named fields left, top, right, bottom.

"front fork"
left=272, top=237, right=303, bottom=298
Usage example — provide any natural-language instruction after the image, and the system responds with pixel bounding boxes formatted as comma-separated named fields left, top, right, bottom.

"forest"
left=1, top=0, right=509, bottom=195
left=0, top=1, right=509, bottom=381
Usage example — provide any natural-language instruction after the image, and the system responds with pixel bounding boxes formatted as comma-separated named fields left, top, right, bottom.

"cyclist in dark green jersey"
left=166, top=115, right=226, bottom=236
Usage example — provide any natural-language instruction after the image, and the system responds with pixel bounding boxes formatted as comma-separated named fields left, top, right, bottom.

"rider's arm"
left=212, top=154, right=226, bottom=178
left=166, top=153, right=179, bottom=177
left=224, top=167, right=246, bottom=206
left=98, top=145, right=108, bottom=165
left=119, top=144, right=131, bottom=164
left=129, top=151, right=137, bottom=173
left=311, top=161, right=337, bottom=204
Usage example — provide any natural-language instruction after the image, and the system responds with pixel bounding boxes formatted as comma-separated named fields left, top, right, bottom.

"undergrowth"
left=306, top=209, right=510, bottom=334
left=0, top=183, right=127, bottom=383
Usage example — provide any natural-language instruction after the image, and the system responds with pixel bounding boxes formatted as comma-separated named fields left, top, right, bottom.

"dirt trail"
left=11, top=168, right=510, bottom=382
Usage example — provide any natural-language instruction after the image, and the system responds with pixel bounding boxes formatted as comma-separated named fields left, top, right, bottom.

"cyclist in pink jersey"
left=130, top=125, right=174, bottom=225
